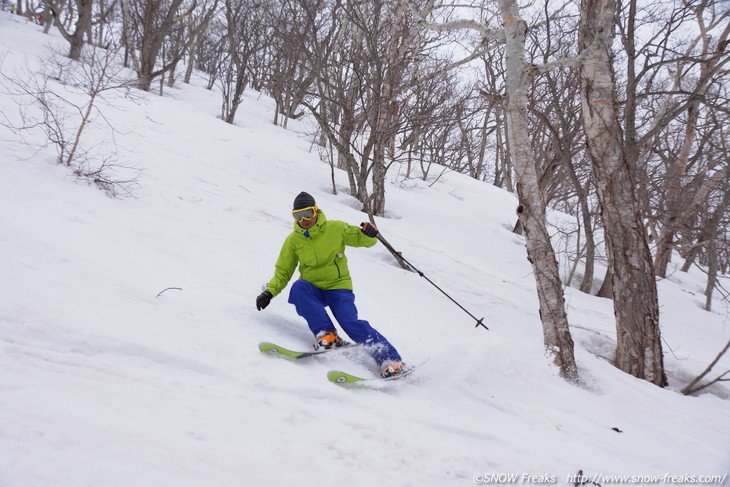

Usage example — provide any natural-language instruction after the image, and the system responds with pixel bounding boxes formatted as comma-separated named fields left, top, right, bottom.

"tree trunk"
left=578, top=0, right=666, bottom=386
left=563, top=152, right=596, bottom=294
left=596, top=268, right=613, bottom=299
left=224, top=65, right=248, bottom=124
left=704, top=241, right=717, bottom=312
left=499, top=0, right=578, bottom=383
left=473, top=111, right=491, bottom=180
left=655, top=167, right=729, bottom=276
left=42, top=5, right=52, bottom=34
left=578, top=207, right=596, bottom=294
left=680, top=248, right=698, bottom=273
left=70, top=0, right=91, bottom=59
left=184, top=48, right=195, bottom=84
left=48, top=0, right=92, bottom=60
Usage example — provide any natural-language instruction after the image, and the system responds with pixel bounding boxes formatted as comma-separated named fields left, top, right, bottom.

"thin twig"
left=156, top=287, right=183, bottom=298
left=681, top=338, right=730, bottom=395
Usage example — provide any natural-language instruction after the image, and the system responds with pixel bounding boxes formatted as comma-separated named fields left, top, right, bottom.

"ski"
left=327, top=365, right=418, bottom=385
left=261, top=341, right=421, bottom=385
left=258, top=341, right=355, bottom=359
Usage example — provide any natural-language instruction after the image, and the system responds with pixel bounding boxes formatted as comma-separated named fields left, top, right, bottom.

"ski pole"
left=373, top=231, right=488, bottom=331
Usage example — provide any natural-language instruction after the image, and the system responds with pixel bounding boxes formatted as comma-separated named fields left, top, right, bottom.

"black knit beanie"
left=293, top=191, right=316, bottom=210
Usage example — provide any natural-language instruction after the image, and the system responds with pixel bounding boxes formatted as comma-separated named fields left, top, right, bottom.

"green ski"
left=259, top=341, right=354, bottom=359
left=327, top=365, right=418, bottom=385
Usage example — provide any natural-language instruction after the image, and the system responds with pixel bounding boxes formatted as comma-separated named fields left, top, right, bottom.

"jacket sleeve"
left=266, top=234, right=298, bottom=297
left=342, top=221, right=377, bottom=248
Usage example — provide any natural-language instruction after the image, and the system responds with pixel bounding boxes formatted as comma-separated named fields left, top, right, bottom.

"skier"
left=256, top=191, right=406, bottom=378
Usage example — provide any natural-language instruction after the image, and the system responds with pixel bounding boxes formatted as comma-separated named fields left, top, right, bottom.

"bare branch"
left=681, top=339, right=730, bottom=395
left=156, top=287, right=183, bottom=298
left=420, top=18, right=505, bottom=40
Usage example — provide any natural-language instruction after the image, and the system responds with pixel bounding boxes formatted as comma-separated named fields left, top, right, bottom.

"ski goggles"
left=292, top=205, right=318, bottom=222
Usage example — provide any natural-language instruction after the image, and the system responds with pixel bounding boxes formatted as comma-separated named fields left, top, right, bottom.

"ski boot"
left=315, top=330, right=345, bottom=350
left=380, top=359, right=407, bottom=378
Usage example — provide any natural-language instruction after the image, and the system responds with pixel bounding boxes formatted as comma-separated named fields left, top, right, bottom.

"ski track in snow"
left=1, top=13, right=729, bottom=487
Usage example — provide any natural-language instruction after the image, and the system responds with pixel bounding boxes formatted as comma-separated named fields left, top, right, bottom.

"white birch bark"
left=578, top=0, right=666, bottom=386
left=498, top=0, right=578, bottom=382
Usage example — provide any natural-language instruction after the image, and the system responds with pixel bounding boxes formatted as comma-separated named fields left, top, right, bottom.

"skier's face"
left=298, top=214, right=318, bottom=229
left=293, top=206, right=318, bottom=230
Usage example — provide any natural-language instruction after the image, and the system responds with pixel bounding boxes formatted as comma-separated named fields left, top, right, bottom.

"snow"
left=1, top=14, right=729, bottom=487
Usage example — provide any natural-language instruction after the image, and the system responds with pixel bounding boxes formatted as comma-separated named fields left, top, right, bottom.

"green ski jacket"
left=266, top=210, right=377, bottom=297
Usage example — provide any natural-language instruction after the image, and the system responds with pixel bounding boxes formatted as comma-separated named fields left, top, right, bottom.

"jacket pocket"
left=333, top=253, right=343, bottom=278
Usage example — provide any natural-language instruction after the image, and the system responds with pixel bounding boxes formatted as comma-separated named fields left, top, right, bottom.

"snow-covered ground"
left=1, top=14, right=728, bottom=487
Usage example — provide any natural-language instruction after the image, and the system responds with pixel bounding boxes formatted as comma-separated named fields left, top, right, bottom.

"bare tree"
left=477, top=49, right=514, bottom=191
left=499, top=0, right=578, bottom=382
left=421, top=1, right=579, bottom=381
left=41, top=0, right=93, bottom=60
left=578, top=0, right=666, bottom=386
left=193, top=17, right=228, bottom=89
left=265, top=0, right=323, bottom=128
left=1, top=46, right=139, bottom=196
left=219, top=0, right=269, bottom=123
left=650, top=6, right=730, bottom=278
left=121, top=0, right=218, bottom=91
left=524, top=5, right=598, bottom=294
left=688, top=178, right=730, bottom=311
left=298, top=0, right=448, bottom=215
left=397, top=64, right=468, bottom=181
left=681, top=339, right=730, bottom=395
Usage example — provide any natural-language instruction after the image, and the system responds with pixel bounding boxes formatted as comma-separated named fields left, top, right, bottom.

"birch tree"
left=499, top=0, right=577, bottom=382
left=424, top=1, right=578, bottom=381
left=578, top=0, right=666, bottom=386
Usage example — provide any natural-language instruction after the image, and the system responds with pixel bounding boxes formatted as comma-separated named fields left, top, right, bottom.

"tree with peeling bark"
left=578, top=0, right=666, bottom=386
left=423, top=0, right=579, bottom=382
left=499, top=0, right=578, bottom=382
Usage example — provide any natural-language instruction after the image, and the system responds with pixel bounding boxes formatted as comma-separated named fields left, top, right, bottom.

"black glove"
left=256, top=291, right=273, bottom=310
left=361, top=222, right=379, bottom=238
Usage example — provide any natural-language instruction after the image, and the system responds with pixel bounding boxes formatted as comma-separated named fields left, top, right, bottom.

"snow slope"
left=1, top=14, right=729, bottom=487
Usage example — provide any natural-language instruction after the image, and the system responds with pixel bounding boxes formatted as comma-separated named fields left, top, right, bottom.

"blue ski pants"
left=288, top=279, right=401, bottom=365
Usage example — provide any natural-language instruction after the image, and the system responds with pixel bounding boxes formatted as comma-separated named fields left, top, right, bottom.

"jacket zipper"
left=333, top=254, right=342, bottom=278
